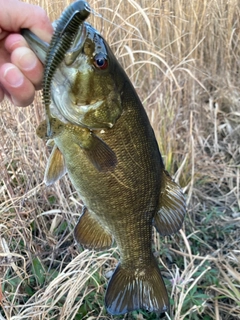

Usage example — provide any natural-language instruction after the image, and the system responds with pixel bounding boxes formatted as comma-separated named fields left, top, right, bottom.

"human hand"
left=0, top=0, right=53, bottom=106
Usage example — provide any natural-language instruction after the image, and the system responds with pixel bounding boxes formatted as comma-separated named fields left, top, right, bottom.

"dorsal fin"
left=154, top=170, right=186, bottom=236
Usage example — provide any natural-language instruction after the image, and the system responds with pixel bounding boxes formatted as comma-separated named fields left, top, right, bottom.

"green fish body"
left=22, top=4, right=186, bottom=315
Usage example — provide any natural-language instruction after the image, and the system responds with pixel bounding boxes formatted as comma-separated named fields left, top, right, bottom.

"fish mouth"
left=22, top=23, right=117, bottom=130
left=63, top=23, right=87, bottom=66
left=21, top=24, right=92, bottom=126
left=21, top=22, right=87, bottom=67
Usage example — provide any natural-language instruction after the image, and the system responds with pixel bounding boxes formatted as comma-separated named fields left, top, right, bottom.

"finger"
left=0, top=30, right=9, bottom=41
left=0, top=85, right=4, bottom=102
left=5, top=34, right=30, bottom=53
left=0, top=63, right=35, bottom=107
left=11, top=46, right=43, bottom=90
left=0, top=1, right=53, bottom=43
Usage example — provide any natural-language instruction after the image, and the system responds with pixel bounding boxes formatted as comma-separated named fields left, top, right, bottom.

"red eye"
left=93, top=53, right=108, bottom=70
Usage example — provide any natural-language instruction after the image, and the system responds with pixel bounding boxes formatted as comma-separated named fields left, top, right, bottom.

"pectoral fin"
left=63, top=124, right=117, bottom=172
left=83, top=133, right=117, bottom=172
left=74, top=206, right=113, bottom=250
left=44, top=144, right=66, bottom=186
left=154, top=170, right=186, bottom=236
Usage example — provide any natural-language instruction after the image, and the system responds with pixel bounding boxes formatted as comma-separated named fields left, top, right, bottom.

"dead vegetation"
left=0, top=0, right=239, bottom=319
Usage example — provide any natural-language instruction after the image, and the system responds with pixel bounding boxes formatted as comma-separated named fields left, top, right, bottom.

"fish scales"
left=54, top=90, right=161, bottom=255
left=22, top=0, right=186, bottom=316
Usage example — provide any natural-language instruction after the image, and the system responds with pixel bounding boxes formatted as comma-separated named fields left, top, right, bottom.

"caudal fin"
left=105, top=258, right=169, bottom=315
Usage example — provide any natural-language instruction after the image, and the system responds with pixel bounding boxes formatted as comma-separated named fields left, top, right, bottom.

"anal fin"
left=154, top=170, right=186, bottom=236
left=74, top=207, right=113, bottom=250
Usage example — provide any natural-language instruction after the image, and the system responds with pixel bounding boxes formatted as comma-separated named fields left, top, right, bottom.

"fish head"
left=23, top=22, right=124, bottom=129
left=53, top=22, right=123, bottom=129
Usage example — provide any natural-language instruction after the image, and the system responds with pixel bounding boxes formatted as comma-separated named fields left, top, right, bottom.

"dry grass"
left=1, top=0, right=240, bottom=319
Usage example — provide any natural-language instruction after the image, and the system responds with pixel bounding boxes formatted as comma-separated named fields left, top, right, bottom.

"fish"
left=21, top=1, right=186, bottom=315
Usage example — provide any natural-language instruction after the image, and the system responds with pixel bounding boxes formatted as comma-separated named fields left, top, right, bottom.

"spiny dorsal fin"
left=44, top=144, right=66, bottom=186
left=74, top=206, right=113, bottom=250
left=83, top=133, right=117, bottom=172
left=154, top=170, right=186, bottom=236
left=105, top=258, right=169, bottom=315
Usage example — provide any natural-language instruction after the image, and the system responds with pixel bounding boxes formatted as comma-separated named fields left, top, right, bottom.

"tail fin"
left=105, top=258, right=169, bottom=315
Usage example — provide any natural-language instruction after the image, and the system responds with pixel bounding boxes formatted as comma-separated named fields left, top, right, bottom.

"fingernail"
left=19, top=50, right=37, bottom=71
left=3, top=66, right=24, bottom=87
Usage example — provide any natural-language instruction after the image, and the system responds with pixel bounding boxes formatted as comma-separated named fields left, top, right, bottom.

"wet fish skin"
left=23, top=10, right=186, bottom=315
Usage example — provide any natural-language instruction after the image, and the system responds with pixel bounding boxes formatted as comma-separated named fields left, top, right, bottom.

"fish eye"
left=93, top=53, right=108, bottom=70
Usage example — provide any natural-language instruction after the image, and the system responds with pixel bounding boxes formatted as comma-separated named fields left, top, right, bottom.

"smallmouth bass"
left=22, top=1, right=186, bottom=316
